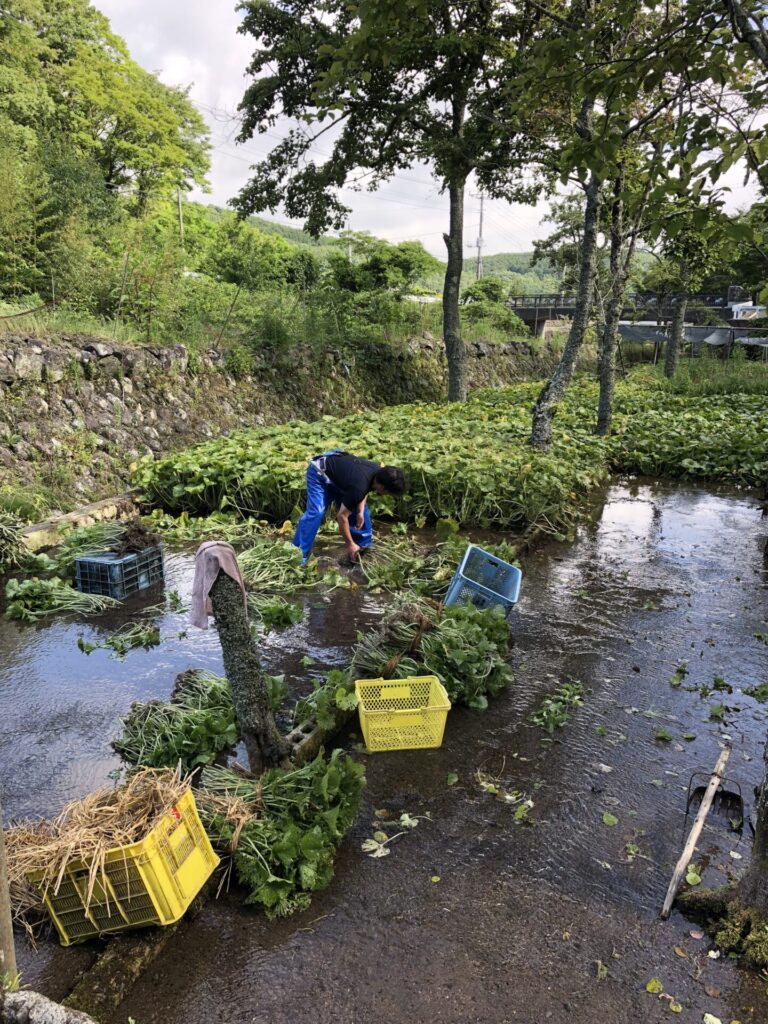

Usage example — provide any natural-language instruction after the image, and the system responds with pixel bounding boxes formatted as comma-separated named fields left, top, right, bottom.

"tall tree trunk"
left=738, top=740, right=768, bottom=916
left=664, top=296, right=687, bottom=379
left=531, top=173, right=602, bottom=450
left=597, top=174, right=625, bottom=437
left=724, top=0, right=768, bottom=70
left=596, top=163, right=648, bottom=436
left=209, top=571, right=290, bottom=775
left=443, top=179, right=467, bottom=402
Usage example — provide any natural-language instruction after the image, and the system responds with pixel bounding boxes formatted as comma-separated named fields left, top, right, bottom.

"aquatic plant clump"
left=52, top=521, right=132, bottom=578
left=134, top=375, right=768, bottom=532
left=199, top=750, right=365, bottom=919
left=350, top=597, right=513, bottom=710
left=144, top=510, right=273, bottom=544
left=4, top=576, right=120, bottom=621
left=134, top=382, right=609, bottom=532
left=0, top=511, right=27, bottom=574
left=609, top=381, right=768, bottom=484
left=112, top=671, right=238, bottom=772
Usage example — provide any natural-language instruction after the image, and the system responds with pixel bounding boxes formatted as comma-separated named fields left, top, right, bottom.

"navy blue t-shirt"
left=324, top=453, right=380, bottom=512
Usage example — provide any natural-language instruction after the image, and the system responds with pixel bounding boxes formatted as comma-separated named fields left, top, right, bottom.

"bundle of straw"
left=5, top=768, right=190, bottom=937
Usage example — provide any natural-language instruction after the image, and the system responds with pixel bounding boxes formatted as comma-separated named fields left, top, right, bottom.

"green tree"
left=233, top=0, right=540, bottom=400
left=522, top=0, right=739, bottom=449
left=329, top=234, right=441, bottom=294
left=204, top=219, right=297, bottom=289
left=0, top=1, right=53, bottom=146
left=461, top=277, right=507, bottom=305
left=644, top=197, right=733, bottom=378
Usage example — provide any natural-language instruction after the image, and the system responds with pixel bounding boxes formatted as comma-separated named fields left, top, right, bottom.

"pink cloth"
left=190, top=541, right=247, bottom=629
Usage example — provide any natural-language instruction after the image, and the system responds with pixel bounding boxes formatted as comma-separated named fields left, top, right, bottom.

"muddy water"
left=5, top=480, right=768, bottom=1022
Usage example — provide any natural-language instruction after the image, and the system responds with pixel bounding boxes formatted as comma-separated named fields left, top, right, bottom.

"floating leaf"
left=446, top=772, right=459, bottom=786
left=669, top=1000, right=682, bottom=1013
left=514, top=799, right=534, bottom=821
left=646, top=977, right=664, bottom=994
left=374, top=808, right=390, bottom=819
left=431, top=875, right=440, bottom=883
left=399, top=813, right=419, bottom=829
left=373, top=831, right=388, bottom=842
left=595, top=960, right=608, bottom=981
left=361, top=838, right=390, bottom=858
left=728, top=850, right=742, bottom=860
left=602, top=812, right=618, bottom=827
left=689, top=929, right=705, bottom=940
left=703, top=1015, right=722, bottom=1024
left=673, top=946, right=687, bottom=958
left=707, top=950, right=721, bottom=960
left=686, top=865, right=702, bottom=885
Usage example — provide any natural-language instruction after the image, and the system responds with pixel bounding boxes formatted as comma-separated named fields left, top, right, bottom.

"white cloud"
left=96, top=0, right=760, bottom=260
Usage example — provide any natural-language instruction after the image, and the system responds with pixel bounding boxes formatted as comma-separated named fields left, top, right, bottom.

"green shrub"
left=224, top=344, right=253, bottom=379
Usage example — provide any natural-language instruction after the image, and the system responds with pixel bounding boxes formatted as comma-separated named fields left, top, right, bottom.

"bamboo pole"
left=0, top=797, right=17, bottom=980
left=660, top=746, right=731, bottom=920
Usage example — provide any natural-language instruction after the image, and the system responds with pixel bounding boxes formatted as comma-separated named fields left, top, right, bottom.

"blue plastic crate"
left=74, top=545, right=164, bottom=600
left=444, top=544, right=522, bottom=614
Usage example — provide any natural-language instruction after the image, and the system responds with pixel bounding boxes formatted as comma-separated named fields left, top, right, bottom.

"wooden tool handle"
left=661, top=746, right=731, bottom=920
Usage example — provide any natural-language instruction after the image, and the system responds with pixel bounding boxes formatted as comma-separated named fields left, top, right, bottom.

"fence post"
left=0, top=797, right=17, bottom=981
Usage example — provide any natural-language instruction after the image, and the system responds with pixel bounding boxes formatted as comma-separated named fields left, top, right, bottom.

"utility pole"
left=0, top=797, right=17, bottom=981
left=475, top=192, right=485, bottom=281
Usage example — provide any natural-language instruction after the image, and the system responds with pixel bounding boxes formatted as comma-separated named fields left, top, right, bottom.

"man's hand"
left=347, top=543, right=362, bottom=561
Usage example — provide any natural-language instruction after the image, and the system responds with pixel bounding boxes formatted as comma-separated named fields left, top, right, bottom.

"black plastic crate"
left=74, top=545, right=164, bottom=600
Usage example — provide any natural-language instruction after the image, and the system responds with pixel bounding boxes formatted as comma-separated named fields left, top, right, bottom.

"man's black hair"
left=374, top=465, right=406, bottom=495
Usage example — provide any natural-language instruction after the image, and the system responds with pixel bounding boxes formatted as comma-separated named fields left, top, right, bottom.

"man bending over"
left=293, top=449, right=405, bottom=564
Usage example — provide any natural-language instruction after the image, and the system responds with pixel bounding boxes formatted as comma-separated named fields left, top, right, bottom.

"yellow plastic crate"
left=29, top=790, right=219, bottom=946
left=355, top=676, right=451, bottom=752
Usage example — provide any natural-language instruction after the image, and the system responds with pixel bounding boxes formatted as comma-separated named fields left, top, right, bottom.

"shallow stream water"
left=3, top=479, right=768, bottom=1023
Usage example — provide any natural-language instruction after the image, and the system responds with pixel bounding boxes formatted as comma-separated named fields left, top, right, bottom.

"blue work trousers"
left=293, top=458, right=372, bottom=560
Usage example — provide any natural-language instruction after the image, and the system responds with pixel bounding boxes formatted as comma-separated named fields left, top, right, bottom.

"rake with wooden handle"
left=661, top=746, right=731, bottom=920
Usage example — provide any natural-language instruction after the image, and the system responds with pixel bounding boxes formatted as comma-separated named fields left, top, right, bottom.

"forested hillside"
left=0, top=0, right=539, bottom=370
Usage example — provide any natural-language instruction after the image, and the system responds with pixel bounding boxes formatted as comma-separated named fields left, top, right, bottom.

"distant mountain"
left=245, top=213, right=339, bottom=249
left=200, top=204, right=339, bottom=250
left=464, top=252, right=557, bottom=278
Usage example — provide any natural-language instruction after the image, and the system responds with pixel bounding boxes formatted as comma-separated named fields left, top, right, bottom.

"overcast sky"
left=97, top=0, right=760, bottom=260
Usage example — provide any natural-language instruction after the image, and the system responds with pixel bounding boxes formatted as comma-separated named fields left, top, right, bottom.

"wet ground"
left=3, top=479, right=768, bottom=1023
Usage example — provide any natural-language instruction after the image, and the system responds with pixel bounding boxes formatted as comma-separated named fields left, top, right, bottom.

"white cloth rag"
left=190, top=540, right=247, bottom=629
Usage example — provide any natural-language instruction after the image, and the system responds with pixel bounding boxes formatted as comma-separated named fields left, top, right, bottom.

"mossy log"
left=209, top=571, right=290, bottom=775
left=62, top=924, right=179, bottom=1018
left=677, top=885, right=768, bottom=972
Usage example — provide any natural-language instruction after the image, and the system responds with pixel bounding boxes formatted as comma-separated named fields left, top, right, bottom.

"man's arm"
left=356, top=496, right=368, bottom=530
left=336, top=504, right=361, bottom=558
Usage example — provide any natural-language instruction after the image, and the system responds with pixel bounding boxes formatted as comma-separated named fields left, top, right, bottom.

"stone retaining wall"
left=0, top=332, right=558, bottom=512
